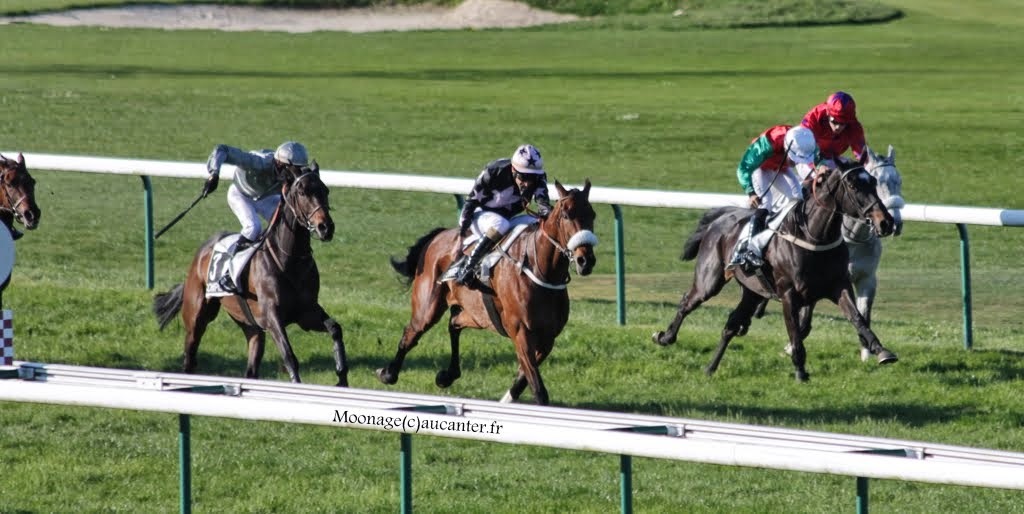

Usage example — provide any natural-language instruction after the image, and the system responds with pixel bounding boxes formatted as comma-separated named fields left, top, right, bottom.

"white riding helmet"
left=274, top=141, right=309, bottom=167
left=784, top=126, right=816, bottom=165
left=511, top=144, right=544, bottom=175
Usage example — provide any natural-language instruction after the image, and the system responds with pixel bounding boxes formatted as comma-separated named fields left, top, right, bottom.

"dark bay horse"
left=153, top=168, right=350, bottom=386
left=0, top=153, right=41, bottom=239
left=377, top=180, right=598, bottom=405
left=652, top=163, right=897, bottom=381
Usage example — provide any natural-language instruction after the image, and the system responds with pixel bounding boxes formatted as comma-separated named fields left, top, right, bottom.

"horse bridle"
left=0, top=161, right=30, bottom=222
left=812, top=165, right=883, bottom=222
left=282, top=171, right=325, bottom=233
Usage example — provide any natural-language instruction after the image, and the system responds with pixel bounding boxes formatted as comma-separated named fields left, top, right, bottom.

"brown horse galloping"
left=378, top=179, right=598, bottom=405
left=153, top=168, right=350, bottom=386
left=652, top=163, right=897, bottom=381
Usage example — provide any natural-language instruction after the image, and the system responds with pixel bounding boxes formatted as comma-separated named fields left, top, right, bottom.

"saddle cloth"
left=205, top=234, right=260, bottom=298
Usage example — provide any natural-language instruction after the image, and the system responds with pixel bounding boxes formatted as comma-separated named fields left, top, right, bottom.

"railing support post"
left=179, top=414, right=192, bottom=514
left=612, top=205, right=625, bottom=325
left=401, top=433, right=413, bottom=514
left=619, top=454, right=633, bottom=514
left=141, top=176, right=154, bottom=289
left=956, top=223, right=973, bottom=350
left=856, top=476, right=869, bottom=514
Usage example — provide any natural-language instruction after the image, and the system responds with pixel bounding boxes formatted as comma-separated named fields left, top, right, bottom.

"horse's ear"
left=555, top=180, right=568, bottom=198
left=17, top=152, right=24, bottom=166
left=309, top=159, right=319, bottom=174
left=859, top=147, right=871, bottom=165
left=887, top=145, right=895, bottom=162
left=582, top=178, right=591, bottom=196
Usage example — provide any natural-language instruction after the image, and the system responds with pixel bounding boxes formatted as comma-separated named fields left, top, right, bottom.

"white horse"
left=768, top=145, right=905, bottom=359
left=844, top=145, right=904, bottom=360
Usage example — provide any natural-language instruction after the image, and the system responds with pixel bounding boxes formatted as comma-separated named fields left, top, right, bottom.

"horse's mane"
left=681, top=206, right=739, bottom=261
left=390, top=227, right=447, bottom=285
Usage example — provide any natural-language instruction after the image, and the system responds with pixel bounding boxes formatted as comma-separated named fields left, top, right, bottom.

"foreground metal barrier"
left=3, top=362, right=1024, bottom=513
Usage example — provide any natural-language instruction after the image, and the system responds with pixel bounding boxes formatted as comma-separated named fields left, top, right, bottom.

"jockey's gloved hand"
left=536, top=204, right=552, bottom=218
left=202, top=174, right=219, bottom=198
left=459, top=218, right=472, bottom=237
left=748, top=193, right=760, bottom=209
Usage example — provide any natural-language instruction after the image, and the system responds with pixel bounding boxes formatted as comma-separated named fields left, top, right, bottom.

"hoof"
left=876, top=350, right=899, bottom=365
left=795, top=370, right=810, bottom=382
left=860, top=347, right=871, bottom=362
left=652, top=331, right=674, bottom=346
left=375, top=367, right=398, bottom=385
left=336, top=375, right=349, bottom=387
left=499, top=390, right=514, bottom=403
left=435, top=369, right=461, bottom=388
left=783, top=343, right=794, bottom=356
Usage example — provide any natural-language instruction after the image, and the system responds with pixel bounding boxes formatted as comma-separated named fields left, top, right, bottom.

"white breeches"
left=227, top=184, right=281, bottom=240
left=751, top=166, right=803, bottom=215
left=467, top=210, right=537, bottom=240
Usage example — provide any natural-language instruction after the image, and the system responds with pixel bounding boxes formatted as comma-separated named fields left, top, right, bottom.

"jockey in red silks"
left=727, top=125, right=819, bottom=272
left=800, top=91, right=867, bottom=173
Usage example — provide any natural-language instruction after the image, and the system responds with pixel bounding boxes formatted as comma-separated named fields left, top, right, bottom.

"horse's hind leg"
left=435, top=306, right=463, bottom=388
left=377, top=279, right=448, bottom=385
left=181, top=286, right=220, bottom=374
left=297, top=305, right=348, bottom=387
left=706, top=288, right=762, bottom=377
left=835, top=287, right=897, bottom=365
left=653, top=266, right=728, bottom=346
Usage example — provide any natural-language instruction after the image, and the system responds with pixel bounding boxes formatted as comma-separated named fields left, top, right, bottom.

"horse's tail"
left=153, top=284, right=184, bottom=331
left=681, top=207, right=734, bottom=261
left=390, top=227, right=447, bottom=285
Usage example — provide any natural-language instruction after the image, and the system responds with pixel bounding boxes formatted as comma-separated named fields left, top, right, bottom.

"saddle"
left=205, top=234, right=260, bottom=298
left=439, top=224, right=533, bottom=285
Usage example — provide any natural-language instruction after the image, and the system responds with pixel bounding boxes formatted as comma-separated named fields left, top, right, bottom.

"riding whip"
left=154, top=192, right=206, bottom=240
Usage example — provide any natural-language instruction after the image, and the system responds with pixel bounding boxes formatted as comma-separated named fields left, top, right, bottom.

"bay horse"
left=153, top=166, right=350, bottom=386
left=652, top=163, right=897, bottom=381
left=377, top=179, right=598, bottom=405
left=0, top=153, right=41, bottom=240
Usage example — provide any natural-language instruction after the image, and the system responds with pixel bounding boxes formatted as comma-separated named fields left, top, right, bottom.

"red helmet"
left=825, top=91, right=857, bottom=123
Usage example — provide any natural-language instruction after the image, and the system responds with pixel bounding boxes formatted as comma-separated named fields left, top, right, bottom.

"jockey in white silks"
left=202, top=141, right=311, bottom=292
left=449, top=144, right=553, bottom=285
left=727, top=125, right=819, bottom=271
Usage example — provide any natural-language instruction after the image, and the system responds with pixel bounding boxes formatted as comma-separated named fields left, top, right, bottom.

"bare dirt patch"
left=1, top=1, right=580, bottom=33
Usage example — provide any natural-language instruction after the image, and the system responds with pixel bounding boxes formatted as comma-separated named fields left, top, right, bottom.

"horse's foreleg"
left=436, top=306, right=463, bottom=388
left=243, top=327, right=265, bottom=379
left=298, top=305, right=349, bottom=387
left=501, top=333, right=549, bottom=405
left=781, top=297, right=810, bottom=382
left=653, top=270, right=726, bottom=346
left=836, top=288, right=898, bottom=365
left=262, top=317, right=301, bottom=383
left=502, top=338, right=555, bottom=404
left=706, top=288, right=762, bottom=376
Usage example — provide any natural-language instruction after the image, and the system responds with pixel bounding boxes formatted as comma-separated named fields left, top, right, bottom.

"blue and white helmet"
left=274, top=141, right=309, bottom=167
left=511, top=144, right=544, bottom=175
left=784, top=126, right=816, bottom=165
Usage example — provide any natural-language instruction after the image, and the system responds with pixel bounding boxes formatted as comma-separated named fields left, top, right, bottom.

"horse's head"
left=543, top=178, right=598, bottom=276
left=815, top=162, right=894, bottom=237
left=0, top=153, right=41, bottom=231
left=862, top=145, right=904, bottom=236
left=282, top=163, right=334, bottom=241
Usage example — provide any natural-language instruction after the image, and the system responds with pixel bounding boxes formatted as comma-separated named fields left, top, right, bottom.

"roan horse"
left=0, top=153, right=41, bottom=241
left=377, top=179, right=598, bottom=405
left=652, top=163, right=897, bottom=381
left=153, top=167, right=350, bottom=386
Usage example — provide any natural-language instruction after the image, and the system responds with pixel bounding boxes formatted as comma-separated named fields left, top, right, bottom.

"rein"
left=0, top=162, right=28, bottom=220
left=782, top=166, right=878, bottom=251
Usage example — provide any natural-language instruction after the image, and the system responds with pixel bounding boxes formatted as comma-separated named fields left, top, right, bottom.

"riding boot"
left=454, top=236, right=498, bottom=285
left=727, top=209, right=768, bottom=271
left=219, top=236, right=254, bottom=294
